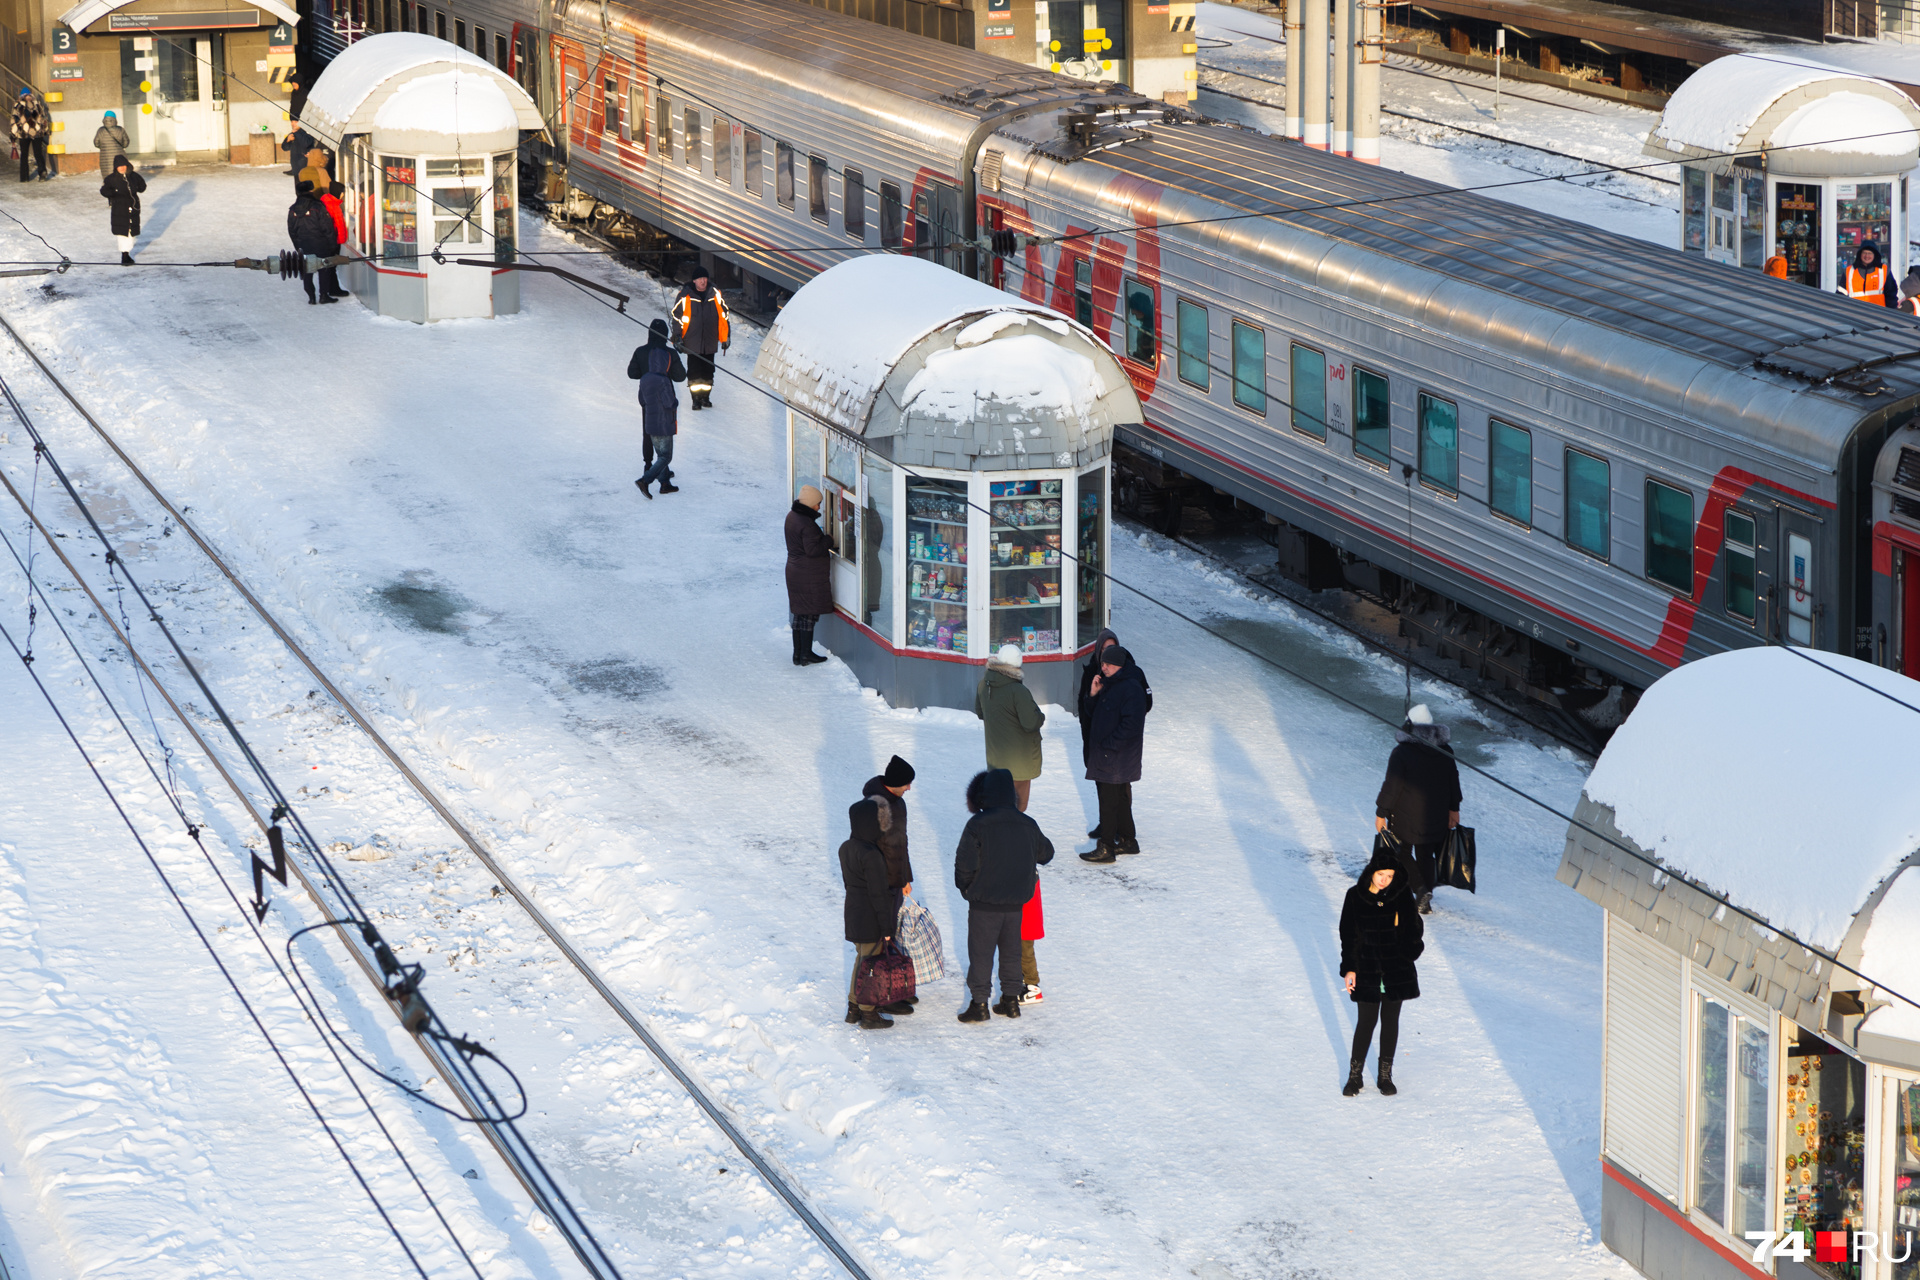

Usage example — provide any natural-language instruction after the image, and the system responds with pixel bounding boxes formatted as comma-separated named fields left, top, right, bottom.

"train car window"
left=1290, top=344, right=1326, bottom=438
left=1565, top=449, right=1612, bottom=560
left=1352, top=366, right=1389, bottom=465
left=495, top=33, right=507, bottom=69
left=1724, top=511, right=1757, bottom=621
left=879, top=182, right=903, bottom=247
left=913, top=193, right=932, bottom=256
left=474, top=26, right=484, bottom=56
left=1644, top=479, right=1693, bottom=593
left=1488, top=419, right=1531, bottom=525
left=454, top=18, right=465, bottom=47
left=1175, top=300, right=1209, bottom=390
left=743, top=131, right=762, bottom=197
left=631, top=86, right=645, bottom=150
left=809, top=156, right=829, bottom=224
left=844, top=168, right=866, bottom=240
left=603, top=78, right=619, bottom=137
left=383, top=0, right=394, bottom=31
left=776, top=143, right=795, bottom=208
left=1123, top=278, right=1157, bottom=364
left=563, top=68, right=580, bottom=129
left=656, top=96, right=671, bottom=154
left=1074, top=260, right=1093, bottom=327
left=1232, top=322, right=1266, bottom=414
left=713, top=117, right=732, bottom=185
left=435, top=10, right=446, bottom=40
left=1416, top=393, right=1457, bottom=492
left=683, top=109, right=701, bottom=168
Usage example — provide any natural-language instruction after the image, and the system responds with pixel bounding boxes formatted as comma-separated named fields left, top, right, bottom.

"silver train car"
left=384, top=0, right=1920, bottom=701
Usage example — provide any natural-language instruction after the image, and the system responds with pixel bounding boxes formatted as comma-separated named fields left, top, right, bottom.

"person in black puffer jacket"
left=1339, top=844, right=1424, bottom=1097
left=840, top=796, right=910, bottom=1029
left=953, top=768, right=1054, bottom=1022
left=100, top=157, right=146, bottom=265
left=287, top=179, right=341, bottom=304
left=860, top=754, right=915, bottom=896
left=1374, top=702, right=1462, bottom=913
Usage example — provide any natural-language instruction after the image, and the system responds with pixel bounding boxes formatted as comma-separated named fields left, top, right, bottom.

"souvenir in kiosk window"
left=989, top=478, right=1064, bottom=655
left=380, top=155, right=418, bottom=265
left=906, top=478, right=969, bottom=654
left=1780, top=1029, right=1867, bottom=1274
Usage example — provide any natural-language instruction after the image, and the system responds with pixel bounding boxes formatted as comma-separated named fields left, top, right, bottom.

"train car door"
left=1779, top=511, right=1819, bottom=646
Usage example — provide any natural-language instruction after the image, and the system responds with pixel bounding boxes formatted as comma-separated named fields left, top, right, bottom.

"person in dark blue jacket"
left=953, top=768, right=1054, bottom=1022
left=629, top=318, right=686, bottom=497
left=1080, top=646, right=1149, bottom=863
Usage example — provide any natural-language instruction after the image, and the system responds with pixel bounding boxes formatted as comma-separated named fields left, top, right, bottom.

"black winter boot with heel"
left=1342, top=1059, right=1365, bottom=1097
left=1377, top=1058, right=1397, bottom=1096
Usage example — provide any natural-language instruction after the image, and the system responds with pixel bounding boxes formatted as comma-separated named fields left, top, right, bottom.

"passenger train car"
left=410, top=0, right=1920, bottom=705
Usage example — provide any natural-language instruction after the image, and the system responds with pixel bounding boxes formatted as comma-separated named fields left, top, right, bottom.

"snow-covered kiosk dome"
left=1646, top=54, right=1920, bottom=294
left=1556, top=647, right=1920, bottom=1279
left=756, top=255, right=1144, bottom=709
left=301, top=34, right=546, bottom=322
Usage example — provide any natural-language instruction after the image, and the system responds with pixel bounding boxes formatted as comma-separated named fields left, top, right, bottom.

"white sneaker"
left=1020, top=986, right=1043, bottom=1004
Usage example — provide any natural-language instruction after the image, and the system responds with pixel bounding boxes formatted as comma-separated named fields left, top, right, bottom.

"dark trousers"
left=965, top=907, right=1022, bottom=1004
left=300, top=266, right=340, bottom=302
left=638, top=433, right=675, bottom=487
left=1411, top=842, right=1444, bottom=894
left=18, top=137, right=47, bottom=181
left=687, top=352, right=715, bottom=399
left=1096, top=782, right=1135, bottom=841
left=1351, top=999, right=1402, bottom=1063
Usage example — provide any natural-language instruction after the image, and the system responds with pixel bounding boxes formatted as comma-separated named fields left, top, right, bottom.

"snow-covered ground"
left=0, top=166, right=1627, bottom=1279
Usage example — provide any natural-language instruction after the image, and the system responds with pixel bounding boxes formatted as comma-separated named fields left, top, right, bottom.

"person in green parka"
left=974, top=644, right=1045, bottom=811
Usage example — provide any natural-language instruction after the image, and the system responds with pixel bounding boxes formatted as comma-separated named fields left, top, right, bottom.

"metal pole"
left=1303, top=0, right=1329, bottom=149
left=1332, top=0, right=1352, bottom=156
left=1284, top=0, right=1303, bottom=140
left=1494, top=27, right=1504, bottom=122
left=1352, top=0, right=1380, bottom=163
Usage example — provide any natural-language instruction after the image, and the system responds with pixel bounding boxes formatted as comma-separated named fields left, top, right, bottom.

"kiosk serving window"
left=989, top=479, right=1065, bottom=655
left=381, top=156, right=418, bottom=265
left=907, top=478, right=969, bottom=654
left=1892, top=1079, right=1920, bottom=1280
left=1078, top=467, right=1105, bottom=636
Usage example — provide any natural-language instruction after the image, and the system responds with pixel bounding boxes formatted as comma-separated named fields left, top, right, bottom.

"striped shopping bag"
left=896, top=896, right=946, bottom=983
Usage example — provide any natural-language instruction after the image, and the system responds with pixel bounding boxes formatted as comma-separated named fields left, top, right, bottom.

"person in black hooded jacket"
left=628, top=318, right=686, bottom=494
left=1373, top=703, right=1462, bottom=913
left=1339, top=844, right=1424, bottom=1096
left=953, top=768, right=1053, bottom=1022
left=1080, top=645, right=1149, bottom=863
left=287, top=179, right=341, bottom=305
left=840, top=796, right=910, bottom=1029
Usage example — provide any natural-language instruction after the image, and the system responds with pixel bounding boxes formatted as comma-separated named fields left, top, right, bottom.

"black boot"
left=120, top=251, right=134, bottom=266
left=857, top=1008, right=893, bottom=1030
left=1417, top=892, right=1433, bottom=915
left=1342, top=1058, right=1365, bottom=1097
left=1377, top=1058, right=1397, bottom=1096
left=635, top=478, right=652, bottom=499
left=1087, top=825, right=1102, bottom=840
left=957, top=1000, right=990, bottom=1023
left=656, top=481, right=680, bottom=494
left=881, top=1000, right=915, bottom=1015
left=992, top=994, right=1022, bottom=1018
left=1079, top=842, right=1118, bottom=864
left=1117, top=837, right=1141, bottom=856
left=845, top=1001, right=862, bottom=1024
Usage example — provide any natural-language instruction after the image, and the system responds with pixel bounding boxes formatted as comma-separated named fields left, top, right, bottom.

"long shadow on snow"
left=137, top=177, right=197, bottom=247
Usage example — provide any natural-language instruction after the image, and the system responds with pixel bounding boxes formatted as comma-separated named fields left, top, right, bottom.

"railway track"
left=0, top=311, right=877, bottom=1280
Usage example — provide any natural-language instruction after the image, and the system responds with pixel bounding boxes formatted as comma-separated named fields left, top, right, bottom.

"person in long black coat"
left=627, top=318, right=686, bottom=494
left=1079, top=645, right=1149, bottom=863
left=839, top=797, right=908, bottom=1029
left=1339, top=844, right=1424, bottom=1096
left=287, top=180, right=341, bottom=305
left=1373, top=702, right=1463, bottom=913
left=100, top=159, right=145, bottom=265
left=785, top=485, right=833, bottom=666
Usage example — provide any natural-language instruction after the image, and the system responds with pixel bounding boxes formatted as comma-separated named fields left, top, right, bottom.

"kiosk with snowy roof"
left=1556, top=647, right=1920, bottom=1279
left=300, top=34, right=546, bottom=322
left=755, top=256, right=1143, bottom=709
left=1646, top=54, right=1920, bottom=295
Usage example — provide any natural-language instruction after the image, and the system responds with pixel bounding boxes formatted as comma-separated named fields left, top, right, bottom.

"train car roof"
left=1006, top=116, right=1920, bottom=469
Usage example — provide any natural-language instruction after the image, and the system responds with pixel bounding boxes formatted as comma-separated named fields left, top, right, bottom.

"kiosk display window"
left=1836, top=182, right=1893, bottom=258
left=1777, top=184, right=1822, bottom=287
left=907, top=478, right=969, bottom=654
left=381, top=156, right=418, bottom=265
left=1078, top=466, right=1105, bottom=635
left=1890, top=1078, right=1920, bottom=1280
left=861, top=453, right=893, bottom=641
left=1782, top=1030, right=1867, bottom=1275
left=989, top=478, right=1064, bottom=654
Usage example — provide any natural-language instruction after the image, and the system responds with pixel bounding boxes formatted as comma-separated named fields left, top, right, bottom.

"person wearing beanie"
left=1338, top=845, right=1423, bottom=1096
left=281, top=118, right=319, bottom=180
left=1080, top=644, right=1150, bottom=862
left=840, top=797, right=910, bottom=1030
left=954, top=768, right=1054, bottom=1022
left=1373, top=703, right=1462, bottom=914
left=100, top=157, right=145, bottom=264
left=860, top=755, right=917, bottom=900
left=286, top=178, right=341, bottom=303
left=93, top=112, right=131, bottom=179
left=785, top=485, right=833, bottom=665
left=975, top=644, right=1046, bottom=811
left=628, top=318, right=685, bottom=493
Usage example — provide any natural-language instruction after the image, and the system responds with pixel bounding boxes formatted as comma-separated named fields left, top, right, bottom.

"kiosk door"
left=422, top=162, right=492, bottom=318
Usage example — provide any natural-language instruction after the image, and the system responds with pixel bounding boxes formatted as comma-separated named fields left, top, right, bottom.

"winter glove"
left=721, top=341, right=730, bottom=353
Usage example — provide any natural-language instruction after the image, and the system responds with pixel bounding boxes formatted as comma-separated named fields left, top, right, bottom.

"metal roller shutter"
left=1604, top=914, right=1686, bottom=1204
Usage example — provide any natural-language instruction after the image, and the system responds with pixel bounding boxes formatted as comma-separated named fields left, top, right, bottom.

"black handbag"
left=1436, top=826, right=1477, bottom=893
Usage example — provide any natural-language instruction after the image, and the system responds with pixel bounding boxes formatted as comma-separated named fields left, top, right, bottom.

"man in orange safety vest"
left=1843, top=241, right=1897, bottom=308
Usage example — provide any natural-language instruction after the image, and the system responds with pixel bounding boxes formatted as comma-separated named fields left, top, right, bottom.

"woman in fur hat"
left=1373, top=703, right=1461, bottom=914
left=1339, top=847, right=1424, bottom=1096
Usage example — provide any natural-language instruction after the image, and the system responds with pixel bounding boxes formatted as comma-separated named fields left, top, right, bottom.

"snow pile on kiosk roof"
left=299, top=32, right=543, bottom=147
left=1651, top=53, right=1841, bottom=153
left=1860, top=868, right=1920, bottom=1043
left=373, top=70, right=519, bottom=135
left=754, top=256, right=1142, bottom=470
left=1770, top=91, right=1919, bottom=158
left=1584, top=647, right=1920, bottom=951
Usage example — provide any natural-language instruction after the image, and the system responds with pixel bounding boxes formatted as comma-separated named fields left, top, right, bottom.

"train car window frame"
left=1416, top=392, right=1458, bottom=494
left=1175, top=299, right=1209, bottom=391
left=712, top=116, right=732, bottom=185
left=453, top=16, right=464, bottom=46
left=1231, top=321, right=1266, bottom=416
left=1122, top=277, right=1157, bottom=366
left=1351, top=365, right=1389, bottom=467
left=1723, top=509, right=1758, bottom=623
left=844, top=167, right=866, bottom=241
left=775, top=141, right=794, bottom=209
left=630, top=85, right=645, bottom=150
left=495, top=33, right=507, bottom=69
left=683, top=107, right=701, bottom=169
left=1644, top=477, right=1694, bottom=595
left=603, top=77, right=618, bottom=137
left=879, top=181, right=903, bottom=248
left=434, top=10, right=445, bottom=40
left=808, top=155, right=829, bottom=224
left=1488, top=418, right=1532, bottom=527
left=656, top=95, right=670, bottom=154
left=1290, top=343, right=1327, bottom=440
left=742, top=129, right=762, bottom=197
left=473, top=25, right=485, bottom=56
left=1564, top=448, right=1612, bottom=562
left=1073, top=259, right=1093, bottom=327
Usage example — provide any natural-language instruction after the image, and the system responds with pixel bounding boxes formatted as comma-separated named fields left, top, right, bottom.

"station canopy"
left=59, top=0, right=300, bottom=32
left=298, top=33, right=545, bottom=153
left=1645, top=52, right=1920, bottom=177
left=753, top=256, right=1142, bottom=472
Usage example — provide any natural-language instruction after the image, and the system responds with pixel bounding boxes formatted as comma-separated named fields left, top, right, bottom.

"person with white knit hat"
left=974, top=644, right=1046, bottom=811
left=1373, top=703, right=1462, bottom=914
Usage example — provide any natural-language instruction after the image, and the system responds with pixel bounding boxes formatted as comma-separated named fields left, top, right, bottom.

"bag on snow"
left=854, top=941, right=917, bottom=1007
left=895, top=897, right=946, bottom=983
left=1436, top=826, right=1477, bottom=894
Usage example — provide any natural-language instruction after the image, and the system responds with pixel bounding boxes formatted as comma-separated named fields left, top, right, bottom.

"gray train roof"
left=1009, top=116, right=1920, bottom=471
